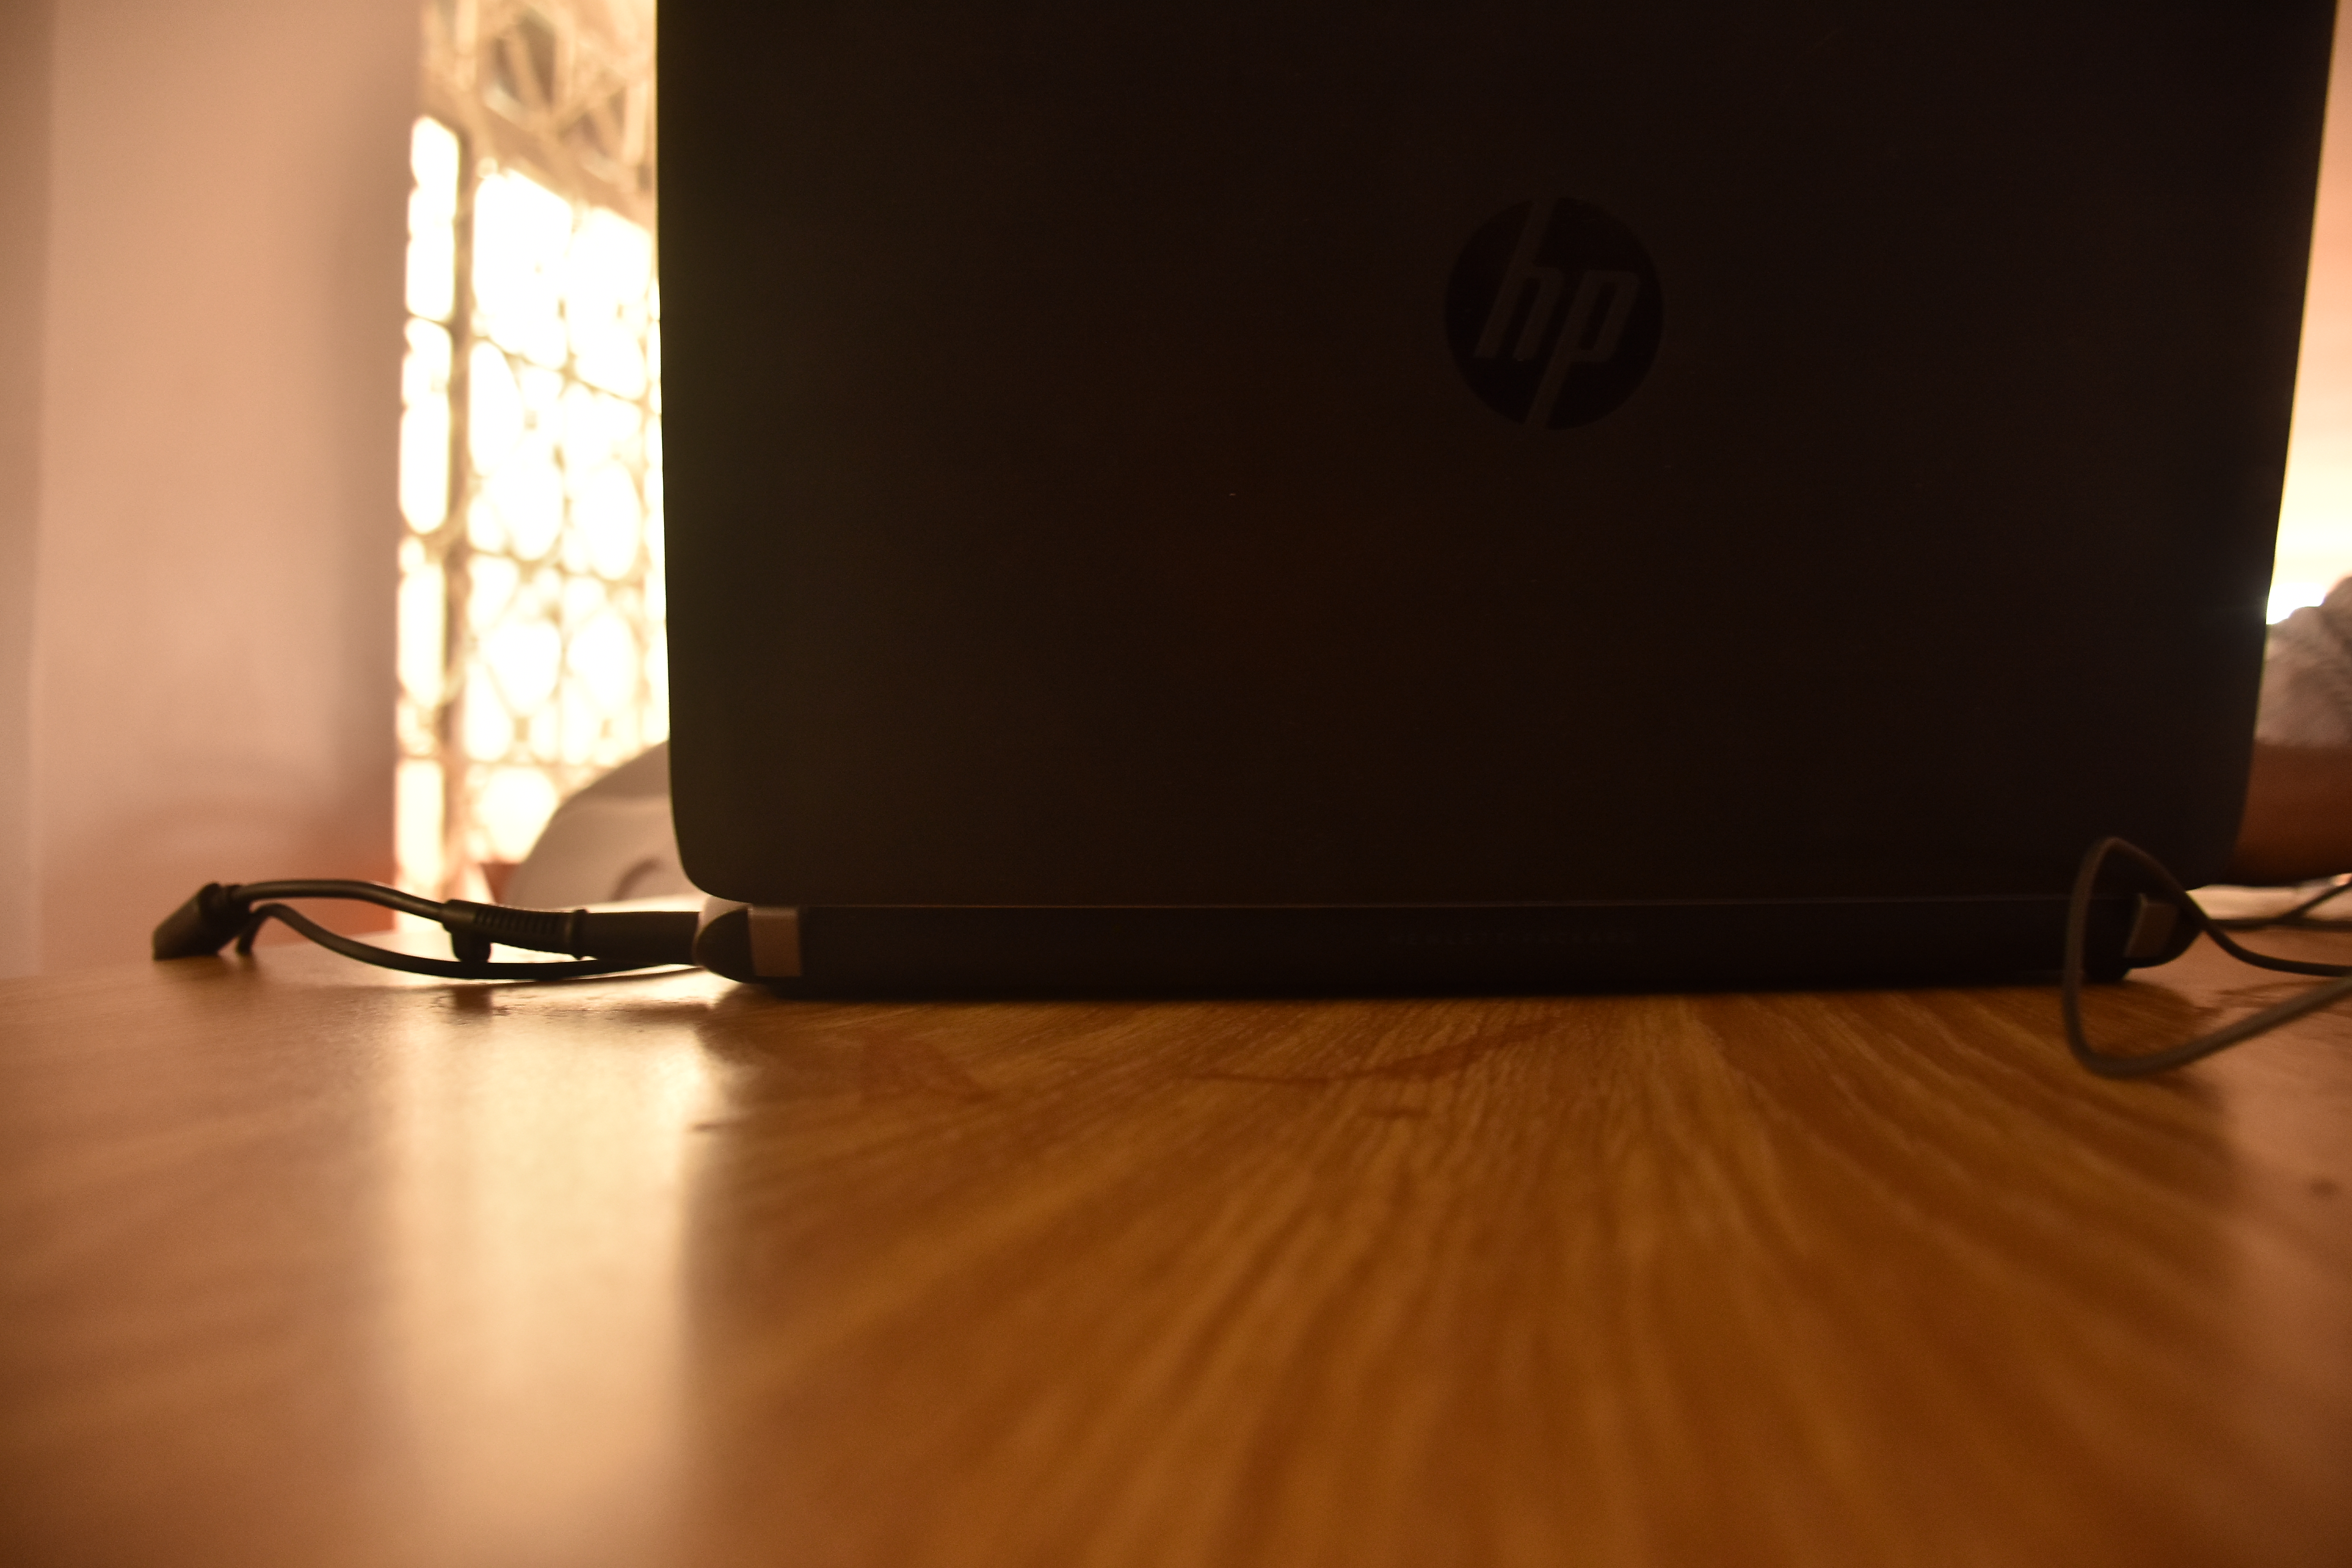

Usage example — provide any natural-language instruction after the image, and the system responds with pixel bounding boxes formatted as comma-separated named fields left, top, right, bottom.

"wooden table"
left=3, top=938, right=2349, bottom=1568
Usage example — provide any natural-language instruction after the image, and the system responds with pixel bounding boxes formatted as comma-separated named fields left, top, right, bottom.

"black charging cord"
left=2063, top=838, right=2352, bottom=1077
left=155, top=844, right=2352, bottom=1074
left=152, top=879, right=700, bottom=980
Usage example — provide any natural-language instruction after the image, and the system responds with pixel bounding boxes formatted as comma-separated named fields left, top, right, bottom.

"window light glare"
left=467, top=554, right=520, bottom=637
left=2269, top=581, right=2328, bottom=623
left=410, top=116, right=460, bottom=205
left=564, top=208, right=655, bottom=398
left=405, top=118, right=460, bottom=322
left=575, top=467, right=645, bottom=580
left=476, top=768, right=563, bottom=864
left=397, top=563, right=448, bottom=708
left=399, top=320, right=453, bottom=530
left=569, top=613, right=642, bottom=725
left=486, top=427, right=565, bottom=561
left=486, top=616, right=565, bottom=716
left=395, top=759, right=446, bottom=899
left=473, top=171, right=575, bottom=370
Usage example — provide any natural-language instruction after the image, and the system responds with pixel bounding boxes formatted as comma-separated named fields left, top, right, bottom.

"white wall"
left=0, top=0, right=56, bottom=978
left=15, top=0, right=415, bottom=973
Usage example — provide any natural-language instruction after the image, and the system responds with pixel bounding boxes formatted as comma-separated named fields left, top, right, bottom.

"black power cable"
left=152, top=879, right=700, bottom=980
left=2063, top=838, right=2352, bottom=1077
left=156, top=842, right=2352, bottom=1076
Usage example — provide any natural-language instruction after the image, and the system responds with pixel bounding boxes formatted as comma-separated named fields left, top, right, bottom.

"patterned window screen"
left=397, top=0, right=661, bottom=900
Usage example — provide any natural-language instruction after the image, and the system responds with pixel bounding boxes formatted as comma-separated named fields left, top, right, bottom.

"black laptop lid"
left=661, top=2, right=2332, bottom=910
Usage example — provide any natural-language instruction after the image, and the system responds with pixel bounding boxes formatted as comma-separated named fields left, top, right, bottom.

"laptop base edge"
left=691, top=897, right=2151, bottom=998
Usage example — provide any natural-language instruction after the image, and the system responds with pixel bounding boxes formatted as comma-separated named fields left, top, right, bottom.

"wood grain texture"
left=2, top=943, right=2348, bottom=1568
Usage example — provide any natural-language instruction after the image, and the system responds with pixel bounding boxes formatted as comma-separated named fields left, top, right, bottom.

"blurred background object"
left=500, top=740, right=690, bottom=907
left=2260, top=579, right=2352, bottom=748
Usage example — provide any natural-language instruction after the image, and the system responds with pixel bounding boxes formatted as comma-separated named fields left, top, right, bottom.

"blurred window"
left=398, top=0, right=661, bottom=899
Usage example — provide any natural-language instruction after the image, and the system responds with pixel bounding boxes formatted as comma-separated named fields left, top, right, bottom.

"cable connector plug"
left=152, top=882, right=252, bottom=960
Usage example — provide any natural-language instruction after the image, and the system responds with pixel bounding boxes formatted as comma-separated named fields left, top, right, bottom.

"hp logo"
left=1446, top=199, right=1663, bottom=429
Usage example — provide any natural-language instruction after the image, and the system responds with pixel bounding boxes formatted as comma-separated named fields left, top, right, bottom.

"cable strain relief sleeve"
left=439, top=901, right=699, bottom=967
left=439, top=900, right=579, bottom=956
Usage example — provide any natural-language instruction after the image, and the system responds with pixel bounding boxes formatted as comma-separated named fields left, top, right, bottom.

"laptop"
left=659, top=1, right=2335, bottom=994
